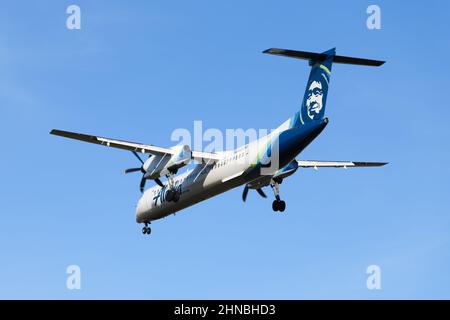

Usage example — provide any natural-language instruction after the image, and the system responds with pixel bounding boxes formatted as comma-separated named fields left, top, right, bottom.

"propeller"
left=139, top=175, right=147, bottom=193
left=125, top=151, right=164, bottom=192
left=256, top=188, right=267, bottom=198
left=242, top=185, right=249, bottom=202
left=242, top=185, right=267, bottom=202
left=124, top=167, right=142, bottom=174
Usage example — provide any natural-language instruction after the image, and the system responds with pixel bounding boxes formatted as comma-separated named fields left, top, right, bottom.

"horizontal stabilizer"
left=263, top=48, right=385, bottom=67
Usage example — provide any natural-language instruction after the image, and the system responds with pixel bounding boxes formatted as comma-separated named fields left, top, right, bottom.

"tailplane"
left=264, top=48, right=385, bottom=127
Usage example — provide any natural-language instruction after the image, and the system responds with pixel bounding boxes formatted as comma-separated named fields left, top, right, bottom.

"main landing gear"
left=271, top=178, right=286, bottom=212
left=165, top=188, right=180, bottom=202
left=142, top=222, right=151, bottom=235
left=165, top=171, right=180, bottom=203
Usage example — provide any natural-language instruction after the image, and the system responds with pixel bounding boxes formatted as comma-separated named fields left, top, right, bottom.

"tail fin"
left=299, top=48, right=335, bottom=123
left=264, top=48, right=385, bottom=126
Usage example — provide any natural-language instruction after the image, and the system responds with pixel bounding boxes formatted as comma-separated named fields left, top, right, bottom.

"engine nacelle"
left=165, top=145, right=192, bottom=172
left=272, top=159, right=298, bottom=181
left=143, top=145, right=192, bottom=179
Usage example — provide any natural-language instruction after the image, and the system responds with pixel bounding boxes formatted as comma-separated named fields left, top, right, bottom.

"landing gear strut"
left=142, top=222, right=151, bottom=235
left=165, top=171, right=180, bottom=203
left=271, top=179, right=286, bottom=212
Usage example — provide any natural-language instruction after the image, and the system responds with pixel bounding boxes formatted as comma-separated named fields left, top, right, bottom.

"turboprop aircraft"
left=51, top=48, right=387, bottom=235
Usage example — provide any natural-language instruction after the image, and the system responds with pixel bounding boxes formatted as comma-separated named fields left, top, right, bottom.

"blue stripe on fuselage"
left=278, top=118, right=328, bottom=168
left=245, top=118, right=328, bottom=181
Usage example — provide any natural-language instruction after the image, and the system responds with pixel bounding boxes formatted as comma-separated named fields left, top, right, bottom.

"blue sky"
left=0, top=0, right=449, bottom=299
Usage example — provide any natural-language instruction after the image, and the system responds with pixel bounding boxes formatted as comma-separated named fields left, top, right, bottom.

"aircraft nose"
left=135, top=195, right=148, bottom=223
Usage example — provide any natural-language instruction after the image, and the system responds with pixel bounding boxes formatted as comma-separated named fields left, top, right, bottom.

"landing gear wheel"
left=142, top=224, right=151, bottom=235
left=173, top=191, right=180, bottom=202
left=270, top=179, right=286, bottom=213
left=278, top=200, right=286, bottom=212
left=272, top=200, right=286, bottom=212
left=272, top=200, right=279, bottom=212
left=166, top=189, right=180, bottom=202
left=165, top=189, right=175, bottom=202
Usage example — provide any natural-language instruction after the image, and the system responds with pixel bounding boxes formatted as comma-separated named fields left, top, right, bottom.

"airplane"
left=50, top=47, right=387, bottom=235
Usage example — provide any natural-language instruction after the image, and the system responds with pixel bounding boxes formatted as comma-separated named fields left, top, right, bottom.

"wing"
left=297, top=160, right=388, bottom=168
left=50, top=129, right=221, bottom=161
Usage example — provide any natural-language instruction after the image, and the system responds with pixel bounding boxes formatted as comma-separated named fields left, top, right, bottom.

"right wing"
left=297, top=160, right=388, bottom=168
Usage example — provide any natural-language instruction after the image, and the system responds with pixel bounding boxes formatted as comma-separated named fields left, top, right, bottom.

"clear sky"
left=0, top=0, right=449, bottom=299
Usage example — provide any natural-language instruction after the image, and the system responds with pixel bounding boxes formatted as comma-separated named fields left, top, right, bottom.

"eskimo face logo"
left=306, top=80, right=324, bottom=119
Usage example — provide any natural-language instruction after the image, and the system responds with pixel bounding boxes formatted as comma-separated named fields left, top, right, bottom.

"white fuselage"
left=135, top=119, right=293, bottom=223
left=136, top=146, right=250, bottom=222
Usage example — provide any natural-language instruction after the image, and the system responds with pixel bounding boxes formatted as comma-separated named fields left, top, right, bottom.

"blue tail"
left=299, top=48, right=334, bottom=124
left=264, top=47, right=384, bottom=128
left=287, top=48, right=335, bottom=127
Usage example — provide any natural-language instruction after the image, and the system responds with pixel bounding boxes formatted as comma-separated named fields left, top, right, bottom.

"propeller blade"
left=124, top=167, right=142, bottom=174
left=256, top=188, right=267, bottom=198
left=140, top=176, right=146, bottom=193
left=242, top=185, right=249, bottom=202
left=155, top=178, right=164, bottom=187
left=132, top=151, right=145, bottom=164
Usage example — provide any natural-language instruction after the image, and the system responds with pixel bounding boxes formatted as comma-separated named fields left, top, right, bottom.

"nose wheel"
left=270, top=179, right=286, bottom=212
left=142, top=223, right=151, bottom=235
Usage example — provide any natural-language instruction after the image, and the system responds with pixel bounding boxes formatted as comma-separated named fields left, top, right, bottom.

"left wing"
left=50, top=129, right=222, bottom=161
left=297, top=160, right=388, bottom=168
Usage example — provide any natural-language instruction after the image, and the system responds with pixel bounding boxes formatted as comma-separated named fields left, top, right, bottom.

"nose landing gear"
left=142, top=222, right=151, bottom=235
